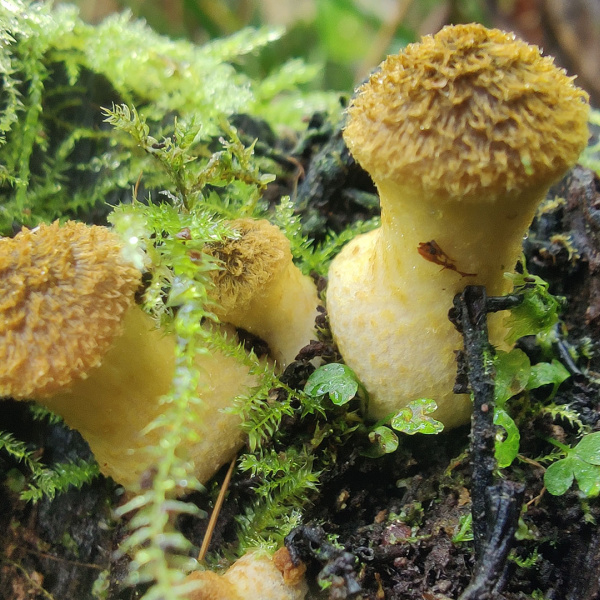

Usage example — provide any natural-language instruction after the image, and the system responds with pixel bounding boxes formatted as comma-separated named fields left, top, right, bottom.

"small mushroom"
left=184, top=548, right=307, bottom=600
left=205, top=218, right=321, bottom=368
left=0, top=221, right=258, bottom=488
left=327, top=24, right=590, bottom=428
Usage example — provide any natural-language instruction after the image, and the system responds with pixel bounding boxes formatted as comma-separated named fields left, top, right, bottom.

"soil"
left=1, top=115, right=600, bottom=600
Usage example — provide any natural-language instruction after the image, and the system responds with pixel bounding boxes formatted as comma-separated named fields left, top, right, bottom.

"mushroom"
left=327, top=24, right=590, bottom=428
left=0, top=221, right=259, bottom=488
left=205, top=218, right=321, bottom=368
left=184, top=548, right=307, bottom=600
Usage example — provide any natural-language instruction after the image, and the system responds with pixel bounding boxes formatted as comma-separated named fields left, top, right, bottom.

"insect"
left=417, top=240, right=476, bottom=278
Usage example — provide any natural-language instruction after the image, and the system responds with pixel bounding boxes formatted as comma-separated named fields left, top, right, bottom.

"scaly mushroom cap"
left=344, top=23, right=590, bottom=203
left=206, top=218, right=290, bottom=317
left=0, top=221, right=140, bottom=399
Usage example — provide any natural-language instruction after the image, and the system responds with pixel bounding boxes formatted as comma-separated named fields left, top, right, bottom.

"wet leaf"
left=363, top=426, right=399, bottom=458
left=494, top=408, right=521, bottom=468
left=574, top=431, right=600, bottom=465
left=304, top=363, right=360, bottom=406
left=544, top=457, right=575, bottom=496
left=391, top=399, right=444, bottom=435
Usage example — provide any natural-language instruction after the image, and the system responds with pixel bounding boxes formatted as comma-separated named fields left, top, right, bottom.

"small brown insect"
left=417, top=240, right=476, bottom=278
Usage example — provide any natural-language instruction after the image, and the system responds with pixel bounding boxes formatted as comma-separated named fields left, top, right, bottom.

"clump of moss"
left=0, top=0, right=340, bottom=235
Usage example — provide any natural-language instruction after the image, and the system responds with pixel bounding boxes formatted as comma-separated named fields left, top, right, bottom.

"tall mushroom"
left=0, top=221, right=259, bottom=488
left=327, top=24, right=589, bottom=428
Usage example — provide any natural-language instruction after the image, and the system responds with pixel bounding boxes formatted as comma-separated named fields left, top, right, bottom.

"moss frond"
left=235, top=447, right=320, bottom=552
left=0, top=430, right=99, bottom=502
left=0, top=2, right=285, bottom=234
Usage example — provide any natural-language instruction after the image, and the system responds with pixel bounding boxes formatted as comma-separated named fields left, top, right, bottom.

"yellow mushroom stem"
left=374, top=179, right=553, bottom=296
left=46, top=308, right=257, bottom=487
left=206, top=218, right=321, bottom=369
left=327, top=23, right=590, bottom=429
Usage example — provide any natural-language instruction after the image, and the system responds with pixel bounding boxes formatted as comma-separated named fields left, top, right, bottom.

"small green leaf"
left=528, top=360, right=570, bottom=391
left=304, top=363, right=360, bottom=406
left=452, top=513, right=474, bottom=543
left=364, top=426, right=399, bottom=457
left=494, top=407, right=521, bottom=468
left=494, top=349, right=530, bottom=405
left=503, top=270, right=563, bottom=344
left=391, top=399, right=444, bottom=435
left=572, top=457, right=600, bottom=497
left=574, top=432, right=600, bottom=466
left=544, top=457, right=575, bottom=496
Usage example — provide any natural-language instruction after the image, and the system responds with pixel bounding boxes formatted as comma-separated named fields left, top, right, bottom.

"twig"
left=133, top=170, right=143, bottom=200
left=451, top=285, right=497, bottom=559
left=198, top=456, right=236, bottom=562
left=1, top=556, right=56, bottom=600
left=24, top=549, right=105, bottom=570
left=458, top=481, right=525, bottom=600
left=451, top=286, right=526, bottom=597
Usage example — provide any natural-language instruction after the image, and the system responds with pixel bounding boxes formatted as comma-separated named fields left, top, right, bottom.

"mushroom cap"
left=184, top=550, right=307, bottom=600
left=205, top=218, right=291, bottom=317
left=344, top=23, right=590, bottom=203
left=0, top=221, right=141, bottom=399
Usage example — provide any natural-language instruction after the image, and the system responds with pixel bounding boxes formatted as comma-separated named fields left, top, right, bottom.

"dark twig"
left=450, top=286, right=497, bottom=559
left=485, top=294, right=523, bottom=313
left=458, top=481, right=525, bottom=600
left=450, top=286, right=526, bottom=598
left=285, top=525, right=362, bottom=599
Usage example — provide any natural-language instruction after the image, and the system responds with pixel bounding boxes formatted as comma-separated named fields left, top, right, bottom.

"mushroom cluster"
left=0, top=219, right=319, bottom=488
left=327, top=23, right=590, bottom=428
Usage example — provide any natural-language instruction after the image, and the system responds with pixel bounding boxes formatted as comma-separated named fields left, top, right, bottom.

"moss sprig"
left=103, top=104, right=275, bottom=216
left=0, top=1, right=303, bottom=234
left=0, top=430, right=99, bottom=502
left=235, top=447, right=320, bottom=553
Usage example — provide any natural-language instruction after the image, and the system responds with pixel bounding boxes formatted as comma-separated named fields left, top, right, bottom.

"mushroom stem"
left=376, top=179, right=550, bottom=294
left=45, top=307, right=256, bottom=487
left=219, top=257, right=319, bottom=367
left=206, top=218, right=320, bottom=368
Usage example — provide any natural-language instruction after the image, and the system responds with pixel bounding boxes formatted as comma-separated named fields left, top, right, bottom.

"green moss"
left=0, top=430, right=99, bottom=502
left=0, top=0, right=339, bottom=235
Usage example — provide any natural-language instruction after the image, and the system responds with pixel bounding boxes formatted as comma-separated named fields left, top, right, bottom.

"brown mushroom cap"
left=0, top=221, right=141, bottom=399
left=344, top=23, right=590, bottom=203
left=205, top=218, right=290, bottom=317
